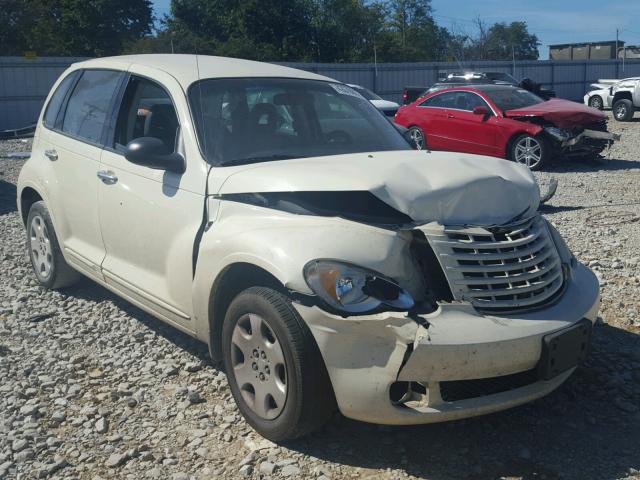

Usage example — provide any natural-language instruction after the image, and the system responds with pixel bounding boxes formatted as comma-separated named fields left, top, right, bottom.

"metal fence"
left=2, top=56, right=640, bottom=131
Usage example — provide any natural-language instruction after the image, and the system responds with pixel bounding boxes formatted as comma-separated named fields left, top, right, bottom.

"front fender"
left=191, top=200, right=422, bottom=340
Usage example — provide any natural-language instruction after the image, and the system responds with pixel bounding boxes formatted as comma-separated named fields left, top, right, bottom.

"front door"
left=41, top=68, right=124, bottom=278
left=97, top=68, right=206, bottom=330
left=441, top=91, right=501, bottom=157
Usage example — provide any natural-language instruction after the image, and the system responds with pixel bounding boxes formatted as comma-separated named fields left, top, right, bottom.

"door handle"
left=97, top=170, right=118, bottom=185
left=447, top=114, right=455, bottom=118
left=44, top=149, right=58, bottom=161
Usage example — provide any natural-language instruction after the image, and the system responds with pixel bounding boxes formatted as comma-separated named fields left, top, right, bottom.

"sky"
left=151, top=0, right=640, bottom=59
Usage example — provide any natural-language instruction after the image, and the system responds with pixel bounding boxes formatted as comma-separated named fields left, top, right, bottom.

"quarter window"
left=419, top=91, right=459, bottom=108
left=62, top=70, right=122, bottom=144
left=43, top=72, right=78, bottom=129
left=114, top=76, right=179, bottom=154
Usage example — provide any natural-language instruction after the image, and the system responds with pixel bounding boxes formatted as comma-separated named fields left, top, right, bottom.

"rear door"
left=97, top=67, right=206, bottom=330
left=40, top=68, right=125, bottom=278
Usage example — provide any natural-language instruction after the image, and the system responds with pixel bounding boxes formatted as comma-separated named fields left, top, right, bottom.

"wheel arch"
left=207, top=262, right=287, bottom=362
left=613, top=91, right=633, bottom=103
left=19, top=186, right=44, bottom=226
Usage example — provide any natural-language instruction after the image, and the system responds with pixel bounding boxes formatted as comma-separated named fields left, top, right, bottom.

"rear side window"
left=62, top=70, right=122, bottom=144
left=43, top=72, right=78, bottom=129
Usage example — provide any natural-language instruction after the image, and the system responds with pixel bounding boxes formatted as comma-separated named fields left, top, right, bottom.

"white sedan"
left=584, top=81, right=616, bottom=110
left=348, top=83, right=399, bottom=117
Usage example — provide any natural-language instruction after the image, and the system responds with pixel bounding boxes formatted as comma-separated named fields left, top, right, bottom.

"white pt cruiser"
left=18, top=55, right=600, bottom=441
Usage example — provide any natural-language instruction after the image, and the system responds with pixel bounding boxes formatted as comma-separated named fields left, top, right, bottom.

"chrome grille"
left=423, top=215, right=564, bottom=311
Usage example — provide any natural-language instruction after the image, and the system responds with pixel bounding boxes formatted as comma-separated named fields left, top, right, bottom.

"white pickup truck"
left=17, top=54, right=600, bottom=441
left=610, top=77, right=640, bottom=121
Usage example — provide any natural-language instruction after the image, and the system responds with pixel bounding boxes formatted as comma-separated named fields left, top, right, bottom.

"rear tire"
left=613, top=99, right=634, bottom=121
left=26, top=201, right=80, bottom=289
left=588, top=95, right=603, bottom=110
left=510, top=134, right=548, bottom=171
left=221, top=287, right=336, bottom=441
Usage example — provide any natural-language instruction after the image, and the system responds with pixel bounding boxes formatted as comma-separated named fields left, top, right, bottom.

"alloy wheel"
left=615, top=103, right=627, bottom=120
left=230, top=313, right=287, bottom=420
left=409, top=127, right=424, bottom=150
left=589, top=96, right=603, bottom=109
left=29, top=215, right=53, bottom=281
left=514, top=136, right=542, bottom=169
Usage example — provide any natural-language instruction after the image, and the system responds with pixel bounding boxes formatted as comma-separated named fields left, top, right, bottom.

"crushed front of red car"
left=505, top=99, right=620, bottom=157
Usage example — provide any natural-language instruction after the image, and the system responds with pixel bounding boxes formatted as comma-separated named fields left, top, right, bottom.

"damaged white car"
left=18, top=55, right=600, bottom=441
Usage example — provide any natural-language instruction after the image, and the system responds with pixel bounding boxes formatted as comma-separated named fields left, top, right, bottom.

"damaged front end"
left=207, top=150, right=599, bottom=425
left=542, top=120, right=620, bottom=157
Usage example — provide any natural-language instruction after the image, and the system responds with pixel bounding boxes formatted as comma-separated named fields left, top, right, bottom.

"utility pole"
left=616, top=29, right=619, bottom=78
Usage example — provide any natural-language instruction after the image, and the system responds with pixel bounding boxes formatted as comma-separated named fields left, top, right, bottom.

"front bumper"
left=556, top=129, right=620, bottom=156
left=295, top=263, right=599, bottom=425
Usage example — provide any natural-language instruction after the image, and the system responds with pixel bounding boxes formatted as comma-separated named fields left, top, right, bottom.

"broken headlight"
left=544, top=127, right=571, bottom=143
left=303, top=260, right=414, bottom=313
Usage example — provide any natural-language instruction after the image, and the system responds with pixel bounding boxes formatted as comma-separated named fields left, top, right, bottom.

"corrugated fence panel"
left=0, top=57, right=87, bottom=131
left=2, top=57, right=640, bottom=130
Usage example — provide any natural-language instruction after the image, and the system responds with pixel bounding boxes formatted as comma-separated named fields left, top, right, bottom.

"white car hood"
left=215, top=150, right=540, bottom=226
left=371, top=99, right=399, bottom=110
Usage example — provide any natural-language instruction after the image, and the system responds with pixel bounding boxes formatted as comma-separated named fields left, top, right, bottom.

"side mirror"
left=124, top=137, right=185, bottom=174
left=473, top=106, right=490, bottom=116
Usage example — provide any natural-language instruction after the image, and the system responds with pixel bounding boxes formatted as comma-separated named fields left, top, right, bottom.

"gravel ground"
left=1, top=116, right=639, bottom=480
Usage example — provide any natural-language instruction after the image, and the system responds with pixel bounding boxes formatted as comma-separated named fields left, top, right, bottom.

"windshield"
left=484, top=88, right=544, bottom=111
left=484, top=72, right=519, bottom=84
left=188, top=78, right=409, bottom=166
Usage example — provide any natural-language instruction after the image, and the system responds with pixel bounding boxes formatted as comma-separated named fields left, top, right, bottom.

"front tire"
left=613, top=99, right=634, bottom=121
left=510, top=134, right=548, bottom=171
left=221, top=287, right=336, bottom=441
left=588, top=95, right=603, bottom=110
left=26, top=201, right=80, bottom=289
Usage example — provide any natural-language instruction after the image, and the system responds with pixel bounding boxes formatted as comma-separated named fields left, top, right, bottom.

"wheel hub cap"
left=230, top=313, right=287, bottom=420
left=29, top=215, right=52, bottom=280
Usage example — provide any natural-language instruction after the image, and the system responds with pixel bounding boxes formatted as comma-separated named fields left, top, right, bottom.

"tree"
left=484, top=22, right=540, bottom=60
left=163, top=0, right=313, bottom=60
left=376, top=0, right=450, bottom=62
left=459, top=19, right=540, bottom=61
left=0, top=0, right=154, bottom=56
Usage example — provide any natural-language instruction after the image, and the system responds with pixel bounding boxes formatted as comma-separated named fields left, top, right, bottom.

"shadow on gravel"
left=545, top=157, right=640, bottom=173
left=539, top=204, right=584, bottom=214
left=0, top=179, right=17, bottom=215
left=66, top=279, right=212, bottom=362
left=285, top=323, right=640, bottom=480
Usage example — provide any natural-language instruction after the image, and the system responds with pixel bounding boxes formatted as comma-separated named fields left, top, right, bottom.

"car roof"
left=71, top=54, right=334, bottom=89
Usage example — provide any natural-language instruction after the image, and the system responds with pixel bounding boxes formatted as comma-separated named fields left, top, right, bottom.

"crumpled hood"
left=505, top=98, right=606, bottom=128
left=216, top=150, right=539, bottom=226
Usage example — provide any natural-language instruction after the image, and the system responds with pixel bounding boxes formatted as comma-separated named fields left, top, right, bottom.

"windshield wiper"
left=220, top=154, right=307, bottom=167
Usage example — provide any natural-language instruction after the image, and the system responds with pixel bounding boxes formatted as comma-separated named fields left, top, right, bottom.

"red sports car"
left=394, top=85, right=619, bottom=170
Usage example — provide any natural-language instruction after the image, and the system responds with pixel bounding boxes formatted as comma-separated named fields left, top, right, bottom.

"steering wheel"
left=325, top=130, right=353, bottom=145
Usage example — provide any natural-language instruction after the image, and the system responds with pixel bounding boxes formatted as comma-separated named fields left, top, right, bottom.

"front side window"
left=451, top=92, right=491, bottom=112
left=485, top=88, right=543, bottom=111
left=189, top=78, right=410, bottom=166
left=62, top=69, right=122, bottom=144
left=43, top=71, right=78, bottom=129
left=114, top=76, right=179, bottom=154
